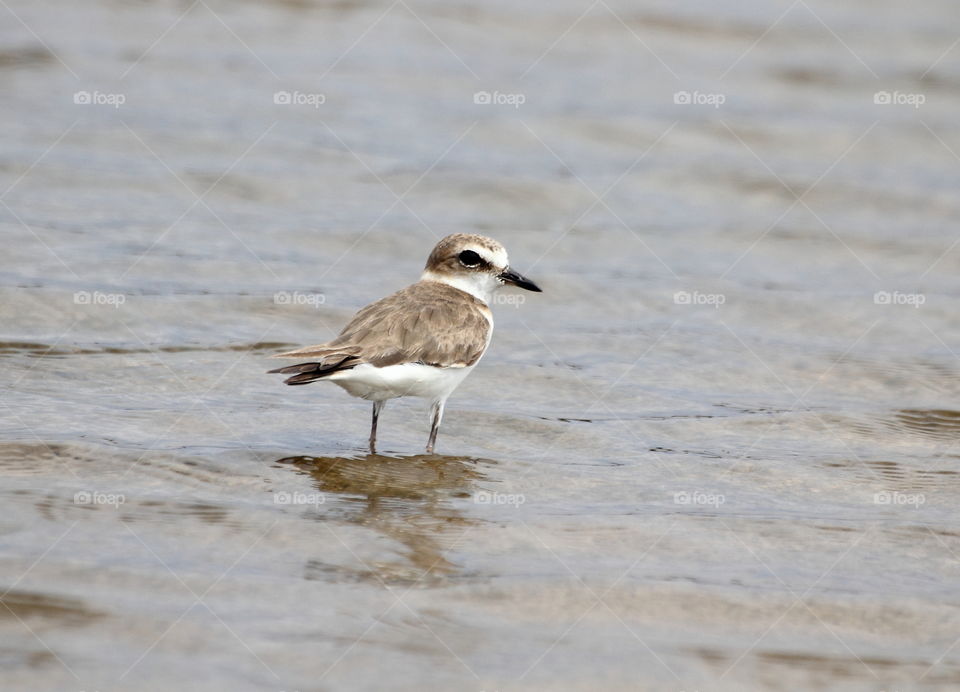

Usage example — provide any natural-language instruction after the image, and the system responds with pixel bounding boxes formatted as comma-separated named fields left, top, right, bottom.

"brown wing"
left=272, top=281, right=490, bottom=369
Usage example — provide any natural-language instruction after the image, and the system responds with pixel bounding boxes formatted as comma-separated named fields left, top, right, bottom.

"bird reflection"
left=273, top=453, right=491, bottom=585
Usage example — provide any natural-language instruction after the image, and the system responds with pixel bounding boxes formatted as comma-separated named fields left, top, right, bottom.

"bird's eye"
left=458, top=250, right=482, bottom=267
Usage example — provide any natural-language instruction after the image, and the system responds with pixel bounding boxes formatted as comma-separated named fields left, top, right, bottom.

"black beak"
left=499, top=267, right=542, bottom=292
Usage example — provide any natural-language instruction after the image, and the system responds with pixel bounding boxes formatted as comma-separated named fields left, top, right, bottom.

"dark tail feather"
left=267, top=356, right=358, bottom=385
left=283, top=368, right=331, bottom=385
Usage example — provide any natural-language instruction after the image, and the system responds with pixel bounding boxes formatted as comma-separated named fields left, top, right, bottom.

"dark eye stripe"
left=458, top=250, right=482, bottom=267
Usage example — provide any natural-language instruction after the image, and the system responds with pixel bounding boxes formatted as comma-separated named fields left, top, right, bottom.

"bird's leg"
left=425, top=399, right=445, bottom=454
left=369, top=400, right=385, bottom=455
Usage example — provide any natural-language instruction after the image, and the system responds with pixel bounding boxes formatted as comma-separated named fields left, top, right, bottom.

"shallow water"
left=2, top=0, right=960, bottom=689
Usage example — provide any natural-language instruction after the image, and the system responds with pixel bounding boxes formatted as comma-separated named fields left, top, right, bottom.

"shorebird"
left=269, top=233, right=541, bottom=454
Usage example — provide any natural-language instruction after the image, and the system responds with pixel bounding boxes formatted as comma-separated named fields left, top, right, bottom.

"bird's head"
left=422, top=233, right=542, bottom=304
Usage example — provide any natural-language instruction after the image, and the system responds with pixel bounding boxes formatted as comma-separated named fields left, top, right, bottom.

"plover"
left=269, top=233, right=542, bottom=454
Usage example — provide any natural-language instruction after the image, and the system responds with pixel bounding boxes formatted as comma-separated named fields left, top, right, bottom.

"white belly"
left=328, top=362, right=475, bottom=403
